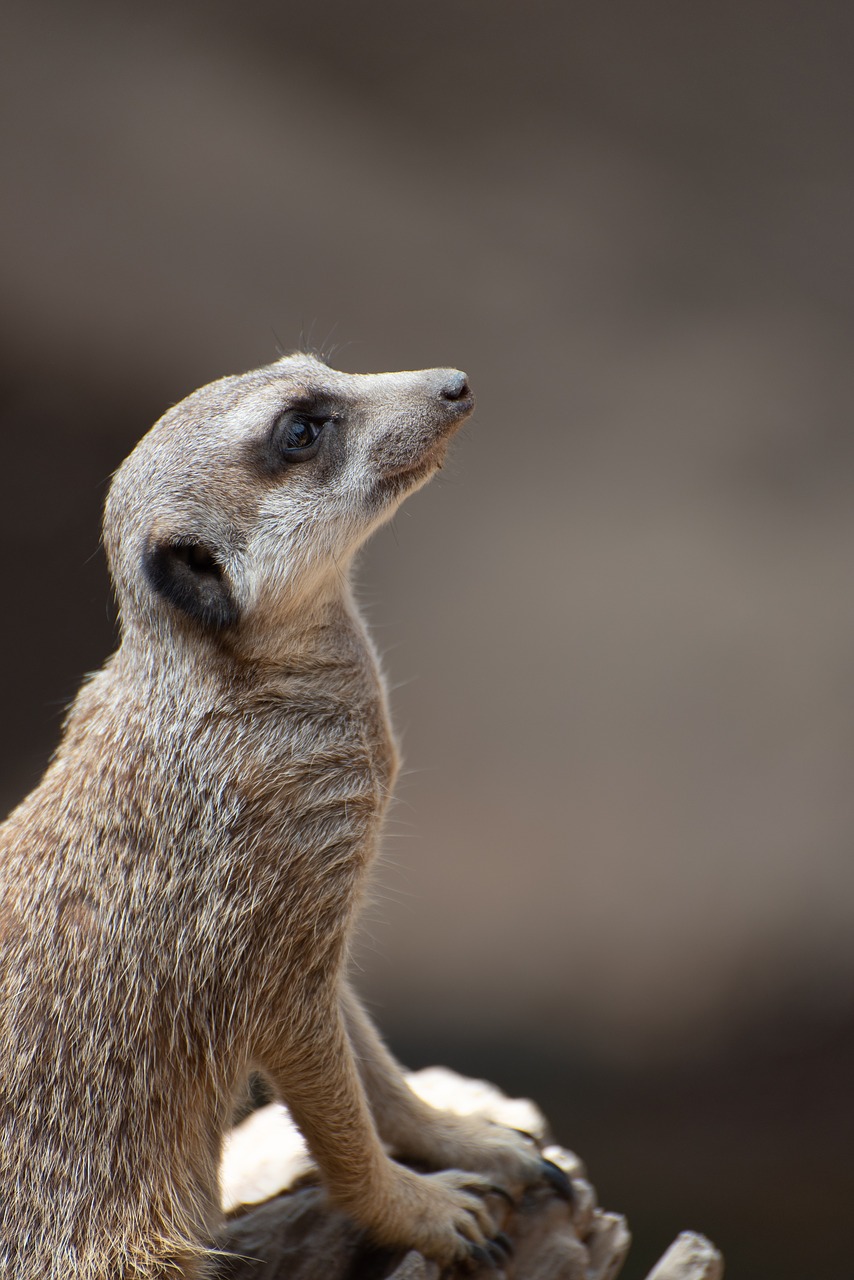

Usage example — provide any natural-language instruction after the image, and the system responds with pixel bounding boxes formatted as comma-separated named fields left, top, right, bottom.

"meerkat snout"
left=437, top=371, right=471, bottom=401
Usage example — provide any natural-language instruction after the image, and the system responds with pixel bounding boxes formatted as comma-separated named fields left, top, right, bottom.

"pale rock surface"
left=218, top=1068, right=723, bottom=1280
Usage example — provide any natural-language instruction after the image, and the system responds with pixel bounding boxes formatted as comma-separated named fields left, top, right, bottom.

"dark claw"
left=468, top=1243, right=500, bottom=1270
left=492, top=1232, right=514, bottom=1257
left=485, top=1241, right=508, bottom=1265
left=540, top=1157, right=574, bottom=1201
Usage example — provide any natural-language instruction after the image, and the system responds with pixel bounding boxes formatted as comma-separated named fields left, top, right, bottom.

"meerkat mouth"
left=374, top=424, right=465, bottom=499
left=380, top=393, right=475, bottom=489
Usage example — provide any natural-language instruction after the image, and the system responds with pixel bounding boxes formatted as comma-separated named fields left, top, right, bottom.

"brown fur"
left=0, top=355, right=558, bottom=1278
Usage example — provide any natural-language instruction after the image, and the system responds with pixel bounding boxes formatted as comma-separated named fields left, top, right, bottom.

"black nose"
left=439, top=371, right=471, bottom=402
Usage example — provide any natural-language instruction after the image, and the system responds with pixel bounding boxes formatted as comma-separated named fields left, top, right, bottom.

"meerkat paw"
left=356, top=1164, right=512, bottom=1266
left=461, top=1121, right=574, bottom=1199
left=395, top=1115, right=574, bottom=1203
left=482, top=1132, right=572, bottom=1199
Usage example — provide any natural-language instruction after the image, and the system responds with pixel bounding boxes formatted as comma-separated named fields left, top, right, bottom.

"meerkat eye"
left=271, top=409, right=328, bottom=461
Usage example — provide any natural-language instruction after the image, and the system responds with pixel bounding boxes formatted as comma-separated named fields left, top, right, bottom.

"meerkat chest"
left=231, top=674, right=398, bottom=853
left=215, top=685, right=397, bottom=975
left=280, top=690, right=396, bottom=808
left=271, top=644, right=398, bottom=796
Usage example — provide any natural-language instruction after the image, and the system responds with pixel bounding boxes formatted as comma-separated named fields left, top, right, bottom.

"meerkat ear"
left=143, top=539, right=238, bottom=630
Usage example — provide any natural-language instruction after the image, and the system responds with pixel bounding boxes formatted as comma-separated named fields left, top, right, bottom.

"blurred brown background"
left=2, top=0, right=853, bottom=1274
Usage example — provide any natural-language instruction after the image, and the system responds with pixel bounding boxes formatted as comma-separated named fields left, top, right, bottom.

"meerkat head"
left=104, top=353, right=474, bottom=649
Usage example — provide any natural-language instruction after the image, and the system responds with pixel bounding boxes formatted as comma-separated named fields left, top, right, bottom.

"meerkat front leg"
left=340, top=982, right=572, bottom=1198
left=259, top=993, right=509, bottom=1266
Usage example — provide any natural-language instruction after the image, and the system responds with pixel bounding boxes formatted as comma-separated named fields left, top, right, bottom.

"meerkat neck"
left=114, top=582, right=378, bottom=706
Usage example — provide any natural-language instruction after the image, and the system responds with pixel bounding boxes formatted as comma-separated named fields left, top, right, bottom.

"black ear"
left=143, top=540, right=238, bottom=630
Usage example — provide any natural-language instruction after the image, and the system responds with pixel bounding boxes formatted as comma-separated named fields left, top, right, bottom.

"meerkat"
left=0, top=354, right=569, bottom=1278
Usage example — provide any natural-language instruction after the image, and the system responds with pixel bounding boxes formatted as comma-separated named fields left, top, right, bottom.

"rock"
left=217, top=1068, right=723, bottom=1280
